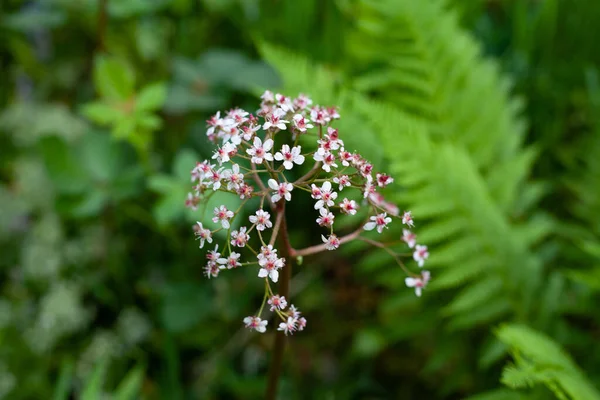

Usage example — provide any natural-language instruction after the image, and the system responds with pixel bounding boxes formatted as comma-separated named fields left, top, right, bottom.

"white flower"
left=258, top=254, right=284, bottom=283
left=226, top=108, right=249, bottom=125
left=263, top=108, right=289, bottom=130
left=274, top=144, right=305, bottom=170
left=333, top=175, right=351, bottom=191
left=339, top=198, right=358, bottom=215
left=363, top=213, right=392, bottom=234
left=206, top=244, right=220, bottom=262
left=313, top=181, right=337, bottom=210
left=376, top=173, right=394, bottom=188
left=296, top=317, right=307, bottom=331
left=185, top=192, right=199, bottom=211
left=316, top=207, right=335, bottom=227
left=223, top=163, right=244, bottom=191
left=313, top=148, right=338, bottom=172
left=339, top=148, right=353, bottom=167
left=401, top=229, right=416, bottom=248
left=268, top=179, right=293, bottom=202
left=268, top=295, right=288, bottom=312
left=206, top=167, right=224, bottom=190
left=230, top=226, right=250, bottom=247
left=246, top=136, right=274, bottom=164
left=293, top=94, right=312, bottom=110
left=249, top=209, right=272, bottom=231
left=277, top=316, right=297, bottom=335
left=275, top=93, right=294, bottom=112
left=310, top=107, right=330, bottom=125
left=413, top=245, right=429, bottom=267
left=261, top=90, right=275, bottom=103
left=405, top=271, right=431, bottom=297
left=193, top=222, right=212, bottom=248
left=292, top=114, right=314, bottom=132
left=212, top=205, right=234, bottom=229
left=241, top=122, right=260, bottom=141
left=402, top=211, right=414, bottom=227
left=321, top=234, right=340, bottom=251
left=258, top=245, right=277, bottom=261
left=217, top=252, right=242, bottom=269
left=288, top=304, right=301, bottom=318
left=204, top=261, right=220, bottom=278
left=244, top=316, right=268, bottom=333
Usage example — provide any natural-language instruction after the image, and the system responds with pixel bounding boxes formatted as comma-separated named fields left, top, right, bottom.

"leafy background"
left=1, top=0, right=599, bottom=399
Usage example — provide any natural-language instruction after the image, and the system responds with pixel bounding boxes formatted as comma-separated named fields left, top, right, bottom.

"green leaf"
left=38, top=136, right=90, bottom=194
left=81, top=102, right=123, bottom=125
left=81, top=359, right=108, bottom=400
left=160, top=283, right=211, bottom=333
left=136, top=82, right=167, bottom=111
left=78, top=130, right=125, bottom=182
left=114, top=365, right=145, bottom=400
left=94, top=55, right=135, bottom=100
left=53, top=360, right=74, bottom=400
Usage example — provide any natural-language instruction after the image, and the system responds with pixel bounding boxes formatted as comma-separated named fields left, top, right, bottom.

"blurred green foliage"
left=1, top=0, right=599, bottom=399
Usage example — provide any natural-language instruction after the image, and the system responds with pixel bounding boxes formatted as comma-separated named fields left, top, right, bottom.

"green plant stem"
left=265, top=201, right=293, bottom=400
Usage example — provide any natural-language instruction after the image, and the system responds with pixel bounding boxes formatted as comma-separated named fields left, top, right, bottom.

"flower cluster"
left=188, top=91, right=431, bottom=335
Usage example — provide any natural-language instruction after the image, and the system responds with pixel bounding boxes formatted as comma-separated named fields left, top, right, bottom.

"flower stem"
left=265, top=202, right=292, bottom=400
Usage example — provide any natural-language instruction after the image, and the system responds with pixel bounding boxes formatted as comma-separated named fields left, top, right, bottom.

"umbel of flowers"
left=187, top=91, right=430, bottom=335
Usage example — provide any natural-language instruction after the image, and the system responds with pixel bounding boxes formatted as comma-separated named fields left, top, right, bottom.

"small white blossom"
left=268, top=295, right=288, bottom=312
left=193, top=222, right=212, bottom=248
left=277, top=316, right=297, bottom=335
left=275, top=93, right=294, bottom=112
left=405, top=271, right=431, bottom=297
left=261, top=90, right=275, bottom=103
left=316, top=207, right=335, bottom=227
left=402, top=211, right=414, bottom=227
left=313, top=181, right=337, bottom=210
left=217, top=252, right=242, bottom=269
left=313, top=148, right=338, bottom=172
left=204, top=261, right=220, bottom=278
left=185, top=192, right=200, bottom=210
left=230, top=227, right=250, bottom=248
left=249, top=209, right=272, bottom=231
left=206, top=167, right=225, bottom=190
left=244, top=316, right=268, bottom=333
left=376, top=173, right=394, bottom=188
left=413, top=245, right=429, bottom=267
left=401, top=229, right=416, bottom=248
left=246, top=136, right=274, bottom=164
left=258, top=254, right=284, bottom=283
left=321, top=234, right=340, bottom=251
left=206, top=244, right=220, bottom=262
left=296, top=317, right=307, bottom=331
left=263, top=108, right=289, bottom=130
left=212, top=205, right=234, bottom=229
left=333, top=175, right=351, bottom=191
left=274, top=145, right=305, bottom=170
left=292, top=114, right=314, bottom=132
left=339, top=198, right=358, bottom=215
left=268, top=179, right=293, bottom=202
left=223, top=163, right=244, bottom=191
left=363, top=213, right=392, bottom=234
left=293, top=94, right=313, bottom=110
left=241, top=121, right=260, bottom=141
left=339, top=148, right=353, bottom=167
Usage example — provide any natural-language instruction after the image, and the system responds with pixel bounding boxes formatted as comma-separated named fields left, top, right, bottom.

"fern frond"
left=497, top=324, right=600, bottom=400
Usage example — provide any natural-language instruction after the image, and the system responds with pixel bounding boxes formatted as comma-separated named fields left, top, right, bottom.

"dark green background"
left=1, top=0, right=600, bottom=399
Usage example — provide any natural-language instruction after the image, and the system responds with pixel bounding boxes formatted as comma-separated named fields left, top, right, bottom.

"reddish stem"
left=291, top=227, right=363, bottom=257
left=265, top=202, right=293, bottom=400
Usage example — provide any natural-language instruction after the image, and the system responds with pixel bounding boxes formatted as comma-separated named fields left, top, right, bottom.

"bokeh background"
left=2, top=0, right=600, bottom=399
